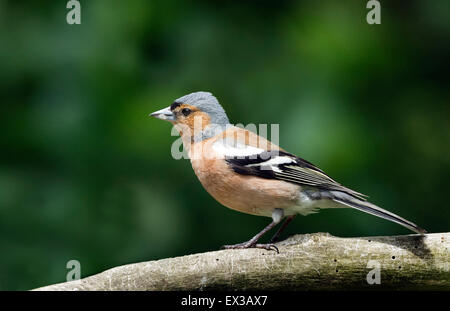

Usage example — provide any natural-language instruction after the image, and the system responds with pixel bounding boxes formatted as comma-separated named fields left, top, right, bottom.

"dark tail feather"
left=333, top=195, right=426, bottom=234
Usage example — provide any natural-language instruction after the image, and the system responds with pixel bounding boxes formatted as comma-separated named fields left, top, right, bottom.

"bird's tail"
left=331, top=191, right=426, bottom=234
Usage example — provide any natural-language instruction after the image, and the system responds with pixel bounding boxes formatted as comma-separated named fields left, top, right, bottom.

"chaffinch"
left=150, top=91, right=426, bottom=252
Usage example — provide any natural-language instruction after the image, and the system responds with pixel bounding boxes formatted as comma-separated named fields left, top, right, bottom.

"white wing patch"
left=246, top=156, right=295, bottom=172
left=212, top=139, right=265, bottom=158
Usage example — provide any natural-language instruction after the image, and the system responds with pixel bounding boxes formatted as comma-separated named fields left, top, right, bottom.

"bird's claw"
left=256, top=243, right=279, bottom=253
left=221, top=242, right=279, bottom=253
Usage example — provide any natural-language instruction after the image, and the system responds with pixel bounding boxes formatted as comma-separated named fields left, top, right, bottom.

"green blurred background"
left=0, top=0, right=449, bottom=290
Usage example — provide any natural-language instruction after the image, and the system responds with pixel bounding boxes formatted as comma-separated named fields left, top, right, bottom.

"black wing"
left=225, top=150, right=368, bottom=201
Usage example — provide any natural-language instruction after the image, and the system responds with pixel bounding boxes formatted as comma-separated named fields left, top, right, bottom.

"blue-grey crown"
left=174, top=92, right=230, bottom=125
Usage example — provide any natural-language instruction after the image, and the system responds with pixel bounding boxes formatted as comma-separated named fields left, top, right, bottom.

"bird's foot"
left=269, top=236, right=279, bottom=244
left=221, top=242, right=279, bottom=253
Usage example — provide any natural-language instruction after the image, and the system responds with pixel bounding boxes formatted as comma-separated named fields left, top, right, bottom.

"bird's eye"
left=181, top=108, right=191, bottom=116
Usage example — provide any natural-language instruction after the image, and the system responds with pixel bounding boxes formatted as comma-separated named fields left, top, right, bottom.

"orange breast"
left=189, top=138, right=301, bottom=217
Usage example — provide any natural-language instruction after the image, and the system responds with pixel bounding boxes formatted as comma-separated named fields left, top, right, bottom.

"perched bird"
left=150, top=91, right=426, bottom=252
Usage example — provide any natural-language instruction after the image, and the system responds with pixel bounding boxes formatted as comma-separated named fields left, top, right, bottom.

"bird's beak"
left=149, top=106, right=175, bottom=121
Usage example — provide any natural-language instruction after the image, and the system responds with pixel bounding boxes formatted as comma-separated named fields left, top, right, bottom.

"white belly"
left=284, top=191, right=345, bottom=216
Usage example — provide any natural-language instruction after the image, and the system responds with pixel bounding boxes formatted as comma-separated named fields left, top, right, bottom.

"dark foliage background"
left=0, top=0, right=448, bottom=290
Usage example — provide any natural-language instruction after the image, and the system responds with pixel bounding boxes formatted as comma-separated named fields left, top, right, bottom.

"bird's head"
left=150, top=91, right=230, bottom=141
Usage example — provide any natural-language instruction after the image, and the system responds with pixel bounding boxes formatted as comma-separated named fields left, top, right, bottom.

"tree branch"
left=34, top=232, right=450, bottom=290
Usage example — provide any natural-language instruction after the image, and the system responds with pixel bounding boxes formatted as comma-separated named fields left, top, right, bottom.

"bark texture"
left=34, top=232, right=450, bottom=290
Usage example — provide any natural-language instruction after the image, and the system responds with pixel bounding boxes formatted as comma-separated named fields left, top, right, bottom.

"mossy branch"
left=34, top=232, right=450, bottom=290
